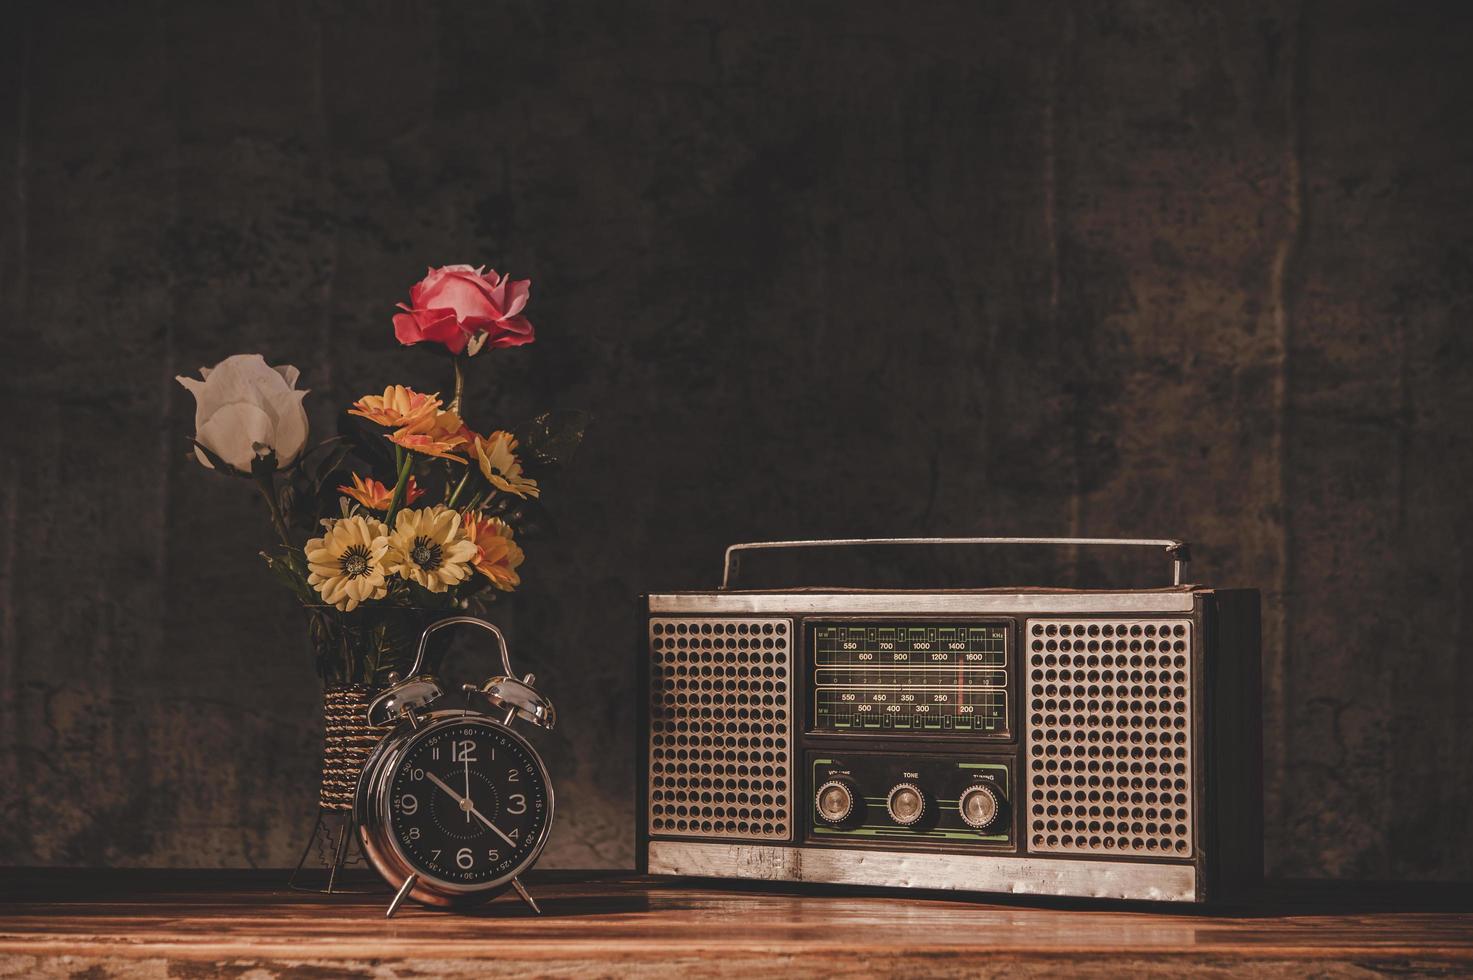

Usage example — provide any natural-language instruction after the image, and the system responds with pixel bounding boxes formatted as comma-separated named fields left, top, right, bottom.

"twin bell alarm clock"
left=355, top=616, right=557, bottom=916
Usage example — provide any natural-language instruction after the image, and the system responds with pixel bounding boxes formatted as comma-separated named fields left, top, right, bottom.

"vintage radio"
left=637, top=537, right=1262, bottom=904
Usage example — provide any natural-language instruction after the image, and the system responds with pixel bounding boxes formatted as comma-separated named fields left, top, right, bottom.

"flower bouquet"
left=178, top=264, right=585, bottom=832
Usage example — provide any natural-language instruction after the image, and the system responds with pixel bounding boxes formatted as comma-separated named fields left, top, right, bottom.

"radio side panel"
left=1204, top=589, right=1263, bottom=901
left=635, top=593, right=650, bottom=874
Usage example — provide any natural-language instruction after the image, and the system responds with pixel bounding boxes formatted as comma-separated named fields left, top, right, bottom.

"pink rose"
left=392, top=264, right=535, bottom=355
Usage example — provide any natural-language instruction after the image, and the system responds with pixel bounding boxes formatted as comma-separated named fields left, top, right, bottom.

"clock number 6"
left=456, top=847, right=474, bottom=870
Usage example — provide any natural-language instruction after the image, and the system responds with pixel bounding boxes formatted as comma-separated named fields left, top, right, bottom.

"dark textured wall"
left=2, top=0, right=1471, bottom=879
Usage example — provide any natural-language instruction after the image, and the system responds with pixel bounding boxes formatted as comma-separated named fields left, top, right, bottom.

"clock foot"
left=512, top=876, right=542, bottom=915
left=385, top=873, right=419, bottom=918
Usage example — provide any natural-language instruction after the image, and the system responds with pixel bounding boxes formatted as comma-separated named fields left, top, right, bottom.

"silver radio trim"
left=649, top=591, right=1198, bottom=615
left=647, top=840, right=1198, bottom=902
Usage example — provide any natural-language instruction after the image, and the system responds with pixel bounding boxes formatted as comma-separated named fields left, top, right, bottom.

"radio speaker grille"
left=648, top=617, right=793, bottom=842
left=1025, top=618, right=1193, bottom=858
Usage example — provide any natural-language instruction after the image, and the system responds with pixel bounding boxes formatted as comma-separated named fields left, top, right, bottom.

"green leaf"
left=500, top=497, right=556, bottom=539
left=514, top=410, right=589, bottom=469
left=340, top=412, right=398, bottom=476
left=277, top=482, right=298, bottom=528
left=306, top=438, right=357, bottom=501
left=260, top=548, right=316, bottom=603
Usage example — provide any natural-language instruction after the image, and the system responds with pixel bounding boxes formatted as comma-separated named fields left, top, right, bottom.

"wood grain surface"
left=1, top=871, right=1470, bottom=978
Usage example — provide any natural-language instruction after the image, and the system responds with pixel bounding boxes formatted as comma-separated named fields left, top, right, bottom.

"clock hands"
left=424, top=771, right=519, bottom=849
left=464, top=755, right=471, bottom=824
left=471, top=805, right=518, bottom=849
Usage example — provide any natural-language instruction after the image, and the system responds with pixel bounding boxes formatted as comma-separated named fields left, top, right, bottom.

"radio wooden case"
left=636, top=537, right=1262, bottom=904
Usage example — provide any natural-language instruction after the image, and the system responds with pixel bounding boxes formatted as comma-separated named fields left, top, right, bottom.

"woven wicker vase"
left=290, top=685, right=393, bottom=891
left=318, top=685, right=392, bottom=812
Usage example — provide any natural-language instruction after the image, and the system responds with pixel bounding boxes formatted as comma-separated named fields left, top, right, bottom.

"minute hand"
left=468, top=804, right=518, bottom=849
left=424, top=772, right=517, bottom=848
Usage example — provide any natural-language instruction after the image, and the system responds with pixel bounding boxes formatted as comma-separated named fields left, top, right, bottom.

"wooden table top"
left=1, top=870, right=1470, bottom=977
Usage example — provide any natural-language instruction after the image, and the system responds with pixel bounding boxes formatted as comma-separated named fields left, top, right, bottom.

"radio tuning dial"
left=958, top=782, right=1003, bottom=831
left=886, top=782, right=928, bottom=827
left=815, top=779, right=857, bottom=825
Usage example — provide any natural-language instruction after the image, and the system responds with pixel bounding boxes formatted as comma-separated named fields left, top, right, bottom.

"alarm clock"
left=355, top=616, right=556, bottom=916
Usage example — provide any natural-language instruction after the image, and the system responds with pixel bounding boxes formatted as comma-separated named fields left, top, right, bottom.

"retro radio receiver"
left=637, top=537, right=1262, bottom=904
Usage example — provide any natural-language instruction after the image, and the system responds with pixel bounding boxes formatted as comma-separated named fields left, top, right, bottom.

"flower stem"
left=253, top=472, right=293, bottom=548
left=383, top=452, right=415, bottom=528
left=449, top=354, right=466, bottom=416
left=446, top=467, right=472, bottom=509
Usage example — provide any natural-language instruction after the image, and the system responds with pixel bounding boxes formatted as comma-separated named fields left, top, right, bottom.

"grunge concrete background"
left=2, top=1, right=1470, bottom=879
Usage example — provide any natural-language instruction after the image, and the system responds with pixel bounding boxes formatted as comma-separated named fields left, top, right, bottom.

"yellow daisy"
left=349, top=385, right=441, bottom=429
left=382, top=506, right=479, bottom=592
left=305, top=515, right=390, bottom=611
left=473, top=430, right=540, bottom=498
left=462, top=512, right=525, bottom=592
left=389, top=409, right=472, bottom=462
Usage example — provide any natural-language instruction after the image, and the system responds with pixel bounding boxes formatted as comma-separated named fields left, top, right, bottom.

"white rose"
left=176, top=353, right=310, bottom=472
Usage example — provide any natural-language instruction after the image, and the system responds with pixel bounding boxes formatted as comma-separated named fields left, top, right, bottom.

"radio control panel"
left=805, top=751, right=1014, bottom=849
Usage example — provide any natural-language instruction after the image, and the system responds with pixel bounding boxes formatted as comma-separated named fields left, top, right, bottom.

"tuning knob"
left=958, top=782, right=1004, bottom=831
left=814, top=779, right=857, bottom=825
left=886, top=782, right=928, bottom=827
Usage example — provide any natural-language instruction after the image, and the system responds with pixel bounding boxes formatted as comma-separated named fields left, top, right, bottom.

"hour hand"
left=425, top=771, right=465, bottom=803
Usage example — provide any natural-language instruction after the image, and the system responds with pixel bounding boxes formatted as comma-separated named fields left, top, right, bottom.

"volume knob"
left=958, top=782, right=1003, bottom=831
left=815, top=779, right=857, bottom=825
left=886, top=782, right=927, bottom=827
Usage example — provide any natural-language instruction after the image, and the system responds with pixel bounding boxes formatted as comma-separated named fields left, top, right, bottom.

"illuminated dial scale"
left=812, top=624, right=1008, bottom=733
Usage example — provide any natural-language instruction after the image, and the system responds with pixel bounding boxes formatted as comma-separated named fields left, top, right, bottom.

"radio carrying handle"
left=720, top=537, right=1191, bottom=590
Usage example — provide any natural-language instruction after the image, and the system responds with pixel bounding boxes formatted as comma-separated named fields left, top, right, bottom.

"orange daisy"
left=472, top=430, right=540, bottom=498
left=388, top=408, right=471, bottom=462
left=338, top=472, right=424, bottom=510
left=349, top=385, right=441, bottom=429
left=461, top=512, right=525, bottom=591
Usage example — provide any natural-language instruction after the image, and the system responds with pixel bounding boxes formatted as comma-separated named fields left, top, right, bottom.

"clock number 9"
left=399, top=794, right=418, bottom=815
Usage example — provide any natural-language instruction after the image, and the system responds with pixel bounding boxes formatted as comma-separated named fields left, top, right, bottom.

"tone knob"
left=958, top=782, right=1003, bottom=831
left=815, top=779, right=857, bottom=825
left=886, top=782, right=928, bottom=827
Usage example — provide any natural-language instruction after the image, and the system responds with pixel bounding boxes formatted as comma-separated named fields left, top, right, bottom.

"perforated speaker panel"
left=1025, top=618, right=1194, bottom=858
left=648, top=617, right=793, bottom=841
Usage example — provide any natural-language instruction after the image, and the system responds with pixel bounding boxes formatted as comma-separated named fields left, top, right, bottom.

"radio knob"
left=885, top=782, right=928, bottom=827
left=814, top=779, right=857, bottom=825
left=958, top=782, right=1003, bottom=831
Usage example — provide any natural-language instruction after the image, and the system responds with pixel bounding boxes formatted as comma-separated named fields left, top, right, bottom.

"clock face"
left=387, top=719, right=551, bottom=888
